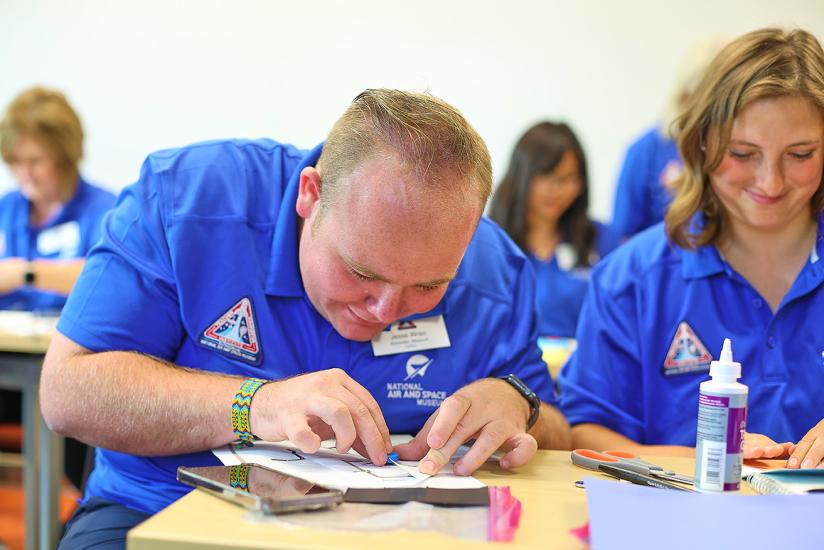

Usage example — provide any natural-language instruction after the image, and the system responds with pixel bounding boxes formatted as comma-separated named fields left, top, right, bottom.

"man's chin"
left=334, top=320, right=387, bottom=342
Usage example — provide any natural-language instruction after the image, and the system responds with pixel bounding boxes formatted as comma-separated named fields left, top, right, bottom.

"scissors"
left=571, top=449, right=694, bottom=485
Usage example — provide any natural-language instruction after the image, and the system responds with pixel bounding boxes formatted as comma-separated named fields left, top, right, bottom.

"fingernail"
left=419, top=459, right=437, bottom=475
left=801, top=458, right=815, bottom=469
left=788, top=457, right=799, bottom=468
left=500, top=459, right=510, bottom=469
left=453, top=462, right=466, bottom=476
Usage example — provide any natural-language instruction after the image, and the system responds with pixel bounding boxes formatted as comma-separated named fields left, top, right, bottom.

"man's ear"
left=296, top=167, right=322, bottom=220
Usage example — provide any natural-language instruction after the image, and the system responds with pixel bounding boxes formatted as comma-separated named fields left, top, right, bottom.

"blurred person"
left=490, top=122, right=619, bottom=338
left=0, top=86, right=115, bottom=311
left=611, top=38, right=726, bottom=240
left=0, top=86, right=115, bottom=489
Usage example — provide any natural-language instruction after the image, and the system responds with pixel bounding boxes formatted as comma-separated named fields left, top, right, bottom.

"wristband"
left=498, top=374, right=540, bottom=430
left=231, top=377, right=269, bottom=447
left=24, top=262, right=36, bottom=286
left=228, top=464, right=250, bottom=491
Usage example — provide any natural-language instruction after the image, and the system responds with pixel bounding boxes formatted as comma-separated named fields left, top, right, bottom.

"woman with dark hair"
left=489, top=122, right=619, bottom=338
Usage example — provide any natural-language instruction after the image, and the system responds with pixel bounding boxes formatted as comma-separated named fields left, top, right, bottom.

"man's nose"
left=367, top=285, right=404, bottom=324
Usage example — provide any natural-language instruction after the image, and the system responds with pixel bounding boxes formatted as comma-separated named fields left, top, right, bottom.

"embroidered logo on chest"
left=199, top=297, right=262, bottom=365
left=663, top=321, right=712, bottom=375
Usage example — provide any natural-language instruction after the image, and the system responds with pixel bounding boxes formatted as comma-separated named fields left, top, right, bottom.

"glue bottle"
left=694, top=338, right=748, bottom=492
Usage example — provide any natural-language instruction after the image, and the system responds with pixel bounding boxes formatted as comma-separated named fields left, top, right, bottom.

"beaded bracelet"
left=231, top=377, right=269, bottom=447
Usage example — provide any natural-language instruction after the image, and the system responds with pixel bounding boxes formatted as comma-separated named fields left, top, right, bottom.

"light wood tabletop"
left=127, top=450, right=719, bottom=550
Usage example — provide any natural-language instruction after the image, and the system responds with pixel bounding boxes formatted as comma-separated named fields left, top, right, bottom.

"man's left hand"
left=394, top=378, right=537, bottom=475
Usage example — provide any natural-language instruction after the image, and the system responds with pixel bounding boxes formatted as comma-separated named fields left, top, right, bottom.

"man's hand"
left=250, top=368, right=393, bottom=465
left=743, top=432, right=793, bottom=460
left=394, top=378, right=537, bottom=476
left=787, top=419, right=824, bottom=469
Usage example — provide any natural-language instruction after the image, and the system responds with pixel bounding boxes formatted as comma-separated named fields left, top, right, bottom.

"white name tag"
left=37, top=221, right=80, bottom=257
left=371, top=315, right=451, bottom=357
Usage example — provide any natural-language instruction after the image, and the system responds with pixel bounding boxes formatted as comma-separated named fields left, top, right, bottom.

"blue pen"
left=385, top=452, right=399, bottom=465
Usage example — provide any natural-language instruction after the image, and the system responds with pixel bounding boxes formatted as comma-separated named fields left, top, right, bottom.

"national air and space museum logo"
left=386, top=353, right=447, bottom=408
left=404, top=354, right=432, bottom=380
left=199, top=297, right=262, bottom=365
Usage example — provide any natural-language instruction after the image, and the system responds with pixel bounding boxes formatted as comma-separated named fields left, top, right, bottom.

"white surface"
left=212, top=436, right=486, bottom=491
left=0, top=310, right=57, bottom=337
left=2, top=1, right=822, bottom=221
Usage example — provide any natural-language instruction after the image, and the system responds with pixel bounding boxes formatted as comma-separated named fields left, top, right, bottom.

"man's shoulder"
left=78, top=178, right=117, bottom=209
left=140, top=139, right=311, bottom=222
left=146, top=138, right=306, bottom=174
left=451, top=218, right=529, bottom=303
left=591, top=222, right=682, bottom=296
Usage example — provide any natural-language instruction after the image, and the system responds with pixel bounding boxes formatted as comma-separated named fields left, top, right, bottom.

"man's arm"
left=0, top=257, right=85, bottom=295
left=40, top=332, right=392, bottom=463
left=571, top=423, right=693, bottom=457
left=530, top=402, right=572, bottom=451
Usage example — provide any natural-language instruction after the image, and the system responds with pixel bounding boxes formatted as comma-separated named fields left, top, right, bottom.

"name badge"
left=37, top=221, right=80, bottom=257
left=371, top=315, right=451, bottom=357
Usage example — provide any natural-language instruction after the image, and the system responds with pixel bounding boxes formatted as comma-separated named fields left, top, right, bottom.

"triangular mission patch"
left=663, top=321, right=712, bottom=375
left=199, top=297, right=261, bottom=365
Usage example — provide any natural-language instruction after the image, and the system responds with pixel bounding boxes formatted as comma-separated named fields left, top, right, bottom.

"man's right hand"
left=249, top=368, right=392, bottom=465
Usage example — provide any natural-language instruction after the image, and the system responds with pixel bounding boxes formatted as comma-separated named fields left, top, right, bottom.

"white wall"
left=1, top=0, right=822, bottom=220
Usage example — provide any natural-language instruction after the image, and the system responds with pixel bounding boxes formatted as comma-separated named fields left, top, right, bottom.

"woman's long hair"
left=490, top=121, right=596, bottom=267
left=667, top=28, right=824, bottom=249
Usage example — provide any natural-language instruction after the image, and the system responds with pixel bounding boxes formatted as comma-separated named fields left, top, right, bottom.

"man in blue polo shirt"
left=41, top=89, right=571, bottom=547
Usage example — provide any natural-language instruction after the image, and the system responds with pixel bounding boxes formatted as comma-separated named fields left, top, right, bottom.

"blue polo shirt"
left=611, top=127, right=681, bottom=239
left=558, top=218, right=824, bottom=445
left=0, top=177, right=115, bottom=312
left=531, top=221, right=620, bottom=338
left=57, top=139, right=555, bottom=515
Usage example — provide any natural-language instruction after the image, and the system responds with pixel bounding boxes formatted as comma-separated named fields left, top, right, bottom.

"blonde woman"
left=0, top=86, right=115, bottom=311
left=559, top=28, right=824, bottom=469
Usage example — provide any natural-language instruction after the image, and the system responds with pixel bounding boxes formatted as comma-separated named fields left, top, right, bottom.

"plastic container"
left=694, top=338, right=748, bottom=492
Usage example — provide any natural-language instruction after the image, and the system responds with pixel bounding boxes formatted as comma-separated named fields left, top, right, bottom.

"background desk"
left=0, top=312, right=60, bottom=550
left=128, top=451, right=712, bottom=550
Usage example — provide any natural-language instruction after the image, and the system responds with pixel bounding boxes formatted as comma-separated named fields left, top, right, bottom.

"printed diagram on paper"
left=212, top=435, right=486, bottom=491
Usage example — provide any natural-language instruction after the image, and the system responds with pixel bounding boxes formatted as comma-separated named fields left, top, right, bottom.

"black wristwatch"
left=499, top=374, right=540, bottom=430
left=23, top=262, right=36, bottom=286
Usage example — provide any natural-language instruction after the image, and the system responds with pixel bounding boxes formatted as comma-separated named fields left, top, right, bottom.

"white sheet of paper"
left=211, top=435, right=486, bottom=491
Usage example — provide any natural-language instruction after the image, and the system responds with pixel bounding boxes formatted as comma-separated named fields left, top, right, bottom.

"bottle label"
left=694, top=391, right=747, bottom=491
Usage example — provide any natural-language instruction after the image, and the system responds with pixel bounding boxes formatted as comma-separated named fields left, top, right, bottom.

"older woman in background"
left=0, top=86, right=115, bottom=311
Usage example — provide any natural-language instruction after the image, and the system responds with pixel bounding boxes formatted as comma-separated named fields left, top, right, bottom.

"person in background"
left=559, top=28, right=824, bottom=469
left=489, top=122, right=619, bottom=338
left=0, top=86, right=116, bottom=489
left=0, top=86, right=116, bottom=310
left=611, top=38, right=725, bottom=241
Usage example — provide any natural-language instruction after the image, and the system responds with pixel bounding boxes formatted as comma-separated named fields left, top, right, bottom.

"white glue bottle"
left=694, top=338, right=748, bottom=492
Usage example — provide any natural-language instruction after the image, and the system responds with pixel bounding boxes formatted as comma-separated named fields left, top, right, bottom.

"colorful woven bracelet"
left=228, top=464, right=250, bottom=491
left=231, top=377, right=269, bottom=447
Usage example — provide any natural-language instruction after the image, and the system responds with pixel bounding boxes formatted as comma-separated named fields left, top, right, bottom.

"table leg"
left=21, top=377, right=41, bottom=550
left=39, top=396, right=63, bottom=550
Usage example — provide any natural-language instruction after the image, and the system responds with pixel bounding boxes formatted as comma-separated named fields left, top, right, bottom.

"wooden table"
left=128, top=451, right=716, bottom=550
left=0, top=312, right=60, bottom=550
